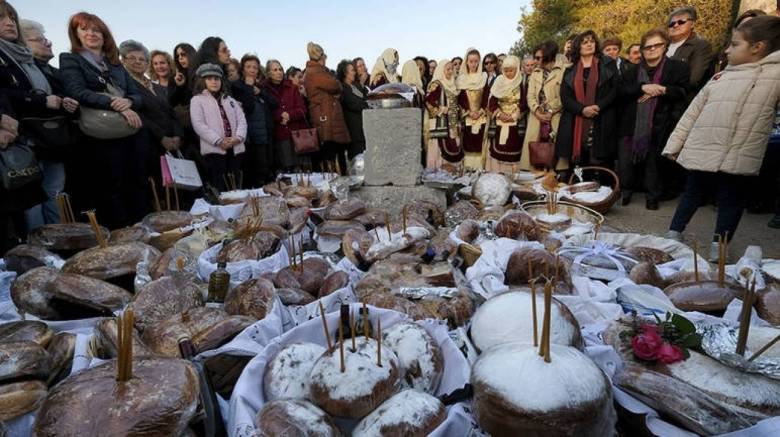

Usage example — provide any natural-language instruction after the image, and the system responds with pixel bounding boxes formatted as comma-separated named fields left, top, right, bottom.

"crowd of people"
left=0, top=1, right=778, bottom=260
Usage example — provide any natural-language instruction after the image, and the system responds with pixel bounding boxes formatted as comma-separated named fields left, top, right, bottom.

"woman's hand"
left=174, top=72, right=186, bottom=86
left=161, top=136, right=180, bottom=151
left=1, top=114, right=18, bottom=135
left=111, top=97, right=132, bottom=112
left=664, top=152, right=679, bottom=161
left=45, top=95, right=63, bottom=110
left=582, top=105, right=599, bottom=118
left=534, top=108, right=552, bottom=122
left=62, top=97, right=79, bottom=113
left=641, top=84, right=665, bottom=97
left=469, top=111, right=481, bottom=120
left=281, top=111, right=290, bottom=125
left=121, top=109, right=142, bottom=129
left=0, top=129, right=16, bottom=149
left=498, top=112, right=513, bottom=123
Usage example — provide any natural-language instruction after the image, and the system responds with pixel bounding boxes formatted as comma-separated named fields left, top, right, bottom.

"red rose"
left=631, top=329, right=663, bottom=361
left=656, top=343, right=685, bottom=364
left=640, top=323, right=660, bottom=335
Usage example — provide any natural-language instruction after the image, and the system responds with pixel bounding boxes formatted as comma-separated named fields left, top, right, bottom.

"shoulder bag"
left=0, top=141, right=41, bottom=190
left=529, top=120, right=556, bottom=169
left=78, top=81, right=140, bottom=139
left=291, top=117, right=319, bottom=155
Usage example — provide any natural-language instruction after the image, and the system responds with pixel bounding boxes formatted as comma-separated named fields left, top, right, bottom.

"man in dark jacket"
left=666, top=6, right=713, bottom=105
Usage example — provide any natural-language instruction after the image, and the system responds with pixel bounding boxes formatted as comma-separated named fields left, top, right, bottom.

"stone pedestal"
left=353, top=186, right=446, bottom=218
left=362, top=108, right=422, bottom=187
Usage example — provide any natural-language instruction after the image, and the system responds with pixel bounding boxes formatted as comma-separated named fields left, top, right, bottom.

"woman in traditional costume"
left=369, top=48, right=399, bottom=88
left=456, top=48, right=488, bottom=170
left=424, top=59, right=462, bottom=170
left=486, top=55, right=525, bottom=173
left=401, top=59, right=424, bottom=107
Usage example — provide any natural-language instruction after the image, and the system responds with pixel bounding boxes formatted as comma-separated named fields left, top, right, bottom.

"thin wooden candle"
left=376, top=317, right=382, bottom=367
left=529, top=281, right=538, bottom=347
left=166, top=185, right=171, bottom=211
left=747, top=333, right=780, bottom=362
left=319, top=302, right=332, bottom=350
left=693, top=242, right=700, bottom=282
left=735, top=278, right=756, bottom=356
left=149, top=178, right=161, bottom=212
left=116, top=314, right=124, bottom=381
left=384, top=213, right=391, bottom=240
left=362, top=302, right=370, bottom=341
left=85, top=211, right=107, bottom=248
left=350, top=312, right=357, bottom=352
left=543, top=281, right=553, bottom=363
left=339, top=319, right=345, bottom=373
left=718, top=234, right=725, bottom=287
left=402, top=206, right=407, bottom=234
left=173, top=185, right=180, bottom=211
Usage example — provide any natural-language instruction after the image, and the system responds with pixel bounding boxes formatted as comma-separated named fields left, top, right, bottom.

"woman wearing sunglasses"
left=616, top=28, right=689, bottom=210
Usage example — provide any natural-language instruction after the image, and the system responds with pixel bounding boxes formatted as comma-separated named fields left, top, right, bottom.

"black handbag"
left=0, top=142, right=42, bottom=190
left=22, top=115, right=76, bottom=149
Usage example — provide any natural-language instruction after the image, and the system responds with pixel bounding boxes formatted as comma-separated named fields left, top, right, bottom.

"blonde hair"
left=148, top=50, right=175, bottom=82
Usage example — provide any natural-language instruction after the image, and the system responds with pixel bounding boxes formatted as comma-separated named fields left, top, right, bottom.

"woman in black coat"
left=617, top=28, right=690, bottom=210
left=59, top=12, right=143, bottom=229
left=555, top=30, right=618, bottom=172
left=0, top=4, right=76, bottom=239
left=337, top=59, right=368, bottom=160
left=231, top=54, right=278, bottom=186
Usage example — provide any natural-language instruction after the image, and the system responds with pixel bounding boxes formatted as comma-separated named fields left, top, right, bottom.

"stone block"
left=362, top=107, right=423, bottom=187
left=352, top=185, right=446, bottom=218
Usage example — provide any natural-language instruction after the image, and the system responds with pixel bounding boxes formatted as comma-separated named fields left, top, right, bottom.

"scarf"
left=455, top=47, right=487, bottom=91
left=370, top=48, right=399, bottom=86
left=630, top=57, right=666, bottom=162
left=572, top=57, right=599, bottom=162
left=400, top=60, right=423, bottom=92
left=349, top=83, right=364, bottom=99
left=79, top=49, right=109, bottom=73
left=489, top=55, right=522, bottom=99
left=430, top=59, right=457, bottom=96
left=0, top=38, right=52, bottom=94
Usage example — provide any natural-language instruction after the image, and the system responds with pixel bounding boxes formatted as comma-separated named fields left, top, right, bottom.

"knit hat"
left=307, top=42, right=324, bottom=61
left=196, top=63, right=223, bottom=78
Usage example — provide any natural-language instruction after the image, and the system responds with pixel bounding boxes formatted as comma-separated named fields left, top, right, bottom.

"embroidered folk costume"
left=455, top=48, right=488, bottom=170
left=425, top=59, right=462, bottom=170
left=486, top=55, right=525, bottom=174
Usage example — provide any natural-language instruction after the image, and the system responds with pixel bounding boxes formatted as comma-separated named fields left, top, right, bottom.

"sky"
left=16, top=0, right=530, bottom=70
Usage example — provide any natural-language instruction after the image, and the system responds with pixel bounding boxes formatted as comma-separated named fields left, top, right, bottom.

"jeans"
left=669, top=170, right=749, bottom=242
left=25, top=160, right=66, bottom=232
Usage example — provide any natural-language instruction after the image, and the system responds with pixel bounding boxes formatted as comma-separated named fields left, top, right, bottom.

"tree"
left=511, top=0, right=737, bottom=56
left=511, top=0, right=576, bottom=56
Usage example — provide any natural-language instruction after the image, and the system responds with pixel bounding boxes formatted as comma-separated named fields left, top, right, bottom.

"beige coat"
left=663, top=50, right=780, bottom=176
left=520, top=64, right=564, bottom=170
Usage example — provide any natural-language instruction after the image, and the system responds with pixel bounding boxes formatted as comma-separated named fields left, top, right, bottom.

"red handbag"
left=529, top=121, right=555, bottom=168
left=291, top=127, right=320, bottom=155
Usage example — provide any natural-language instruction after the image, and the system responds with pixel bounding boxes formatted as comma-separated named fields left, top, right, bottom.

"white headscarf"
left=490, top=55, right=522, bottom=99
left=430, top=59, right=457, bottom=95
left=400, top=60, right=423, bottom=92
left=370, top=48, right=399, bottom=86
left=455, top=47, right=486, bottom=91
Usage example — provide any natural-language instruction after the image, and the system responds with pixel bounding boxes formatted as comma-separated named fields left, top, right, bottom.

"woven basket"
left=562, top=166, right=620, bottom=214
left=520, top=200, right=604, bottom=236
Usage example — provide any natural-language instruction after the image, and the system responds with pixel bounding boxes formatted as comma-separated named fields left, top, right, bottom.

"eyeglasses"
left=668, top=18, right=691, bottom=28
left=26, top=37, right=51, bottom=46
left=642, top=42, right=666, bottom=51
left=124, top=56, right=147, bottom=63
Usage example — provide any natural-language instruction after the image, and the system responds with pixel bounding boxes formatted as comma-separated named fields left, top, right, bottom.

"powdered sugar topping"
left=264, top=343, right=326, bottom=401
left=473, top=343, right=608, bottom=411
left=382, top=323, right=442, bottom=393
left=309, top=338, right=399, bottom=401
left=352, top=389, right=444, bottom=436
left=470, top=291, right=578, bottom=351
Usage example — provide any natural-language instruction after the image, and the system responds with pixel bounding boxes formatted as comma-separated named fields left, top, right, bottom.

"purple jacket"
left=190, top=90, right=247, bottom=155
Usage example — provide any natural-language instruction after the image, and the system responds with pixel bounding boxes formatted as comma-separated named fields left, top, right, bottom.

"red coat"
left=263, top=79, right=308, bottom=142
left=303, top=60, right=351, bottom=144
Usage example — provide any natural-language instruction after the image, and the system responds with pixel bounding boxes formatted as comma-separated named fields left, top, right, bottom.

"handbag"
left=22, top=115, right=76, bottom=149
left=291, top=119, right=319, bottom=154
left=0, top=142, right=41, bottom=190
left=161, top=151, right=203, bottom=191
left=78, top=82, right=139, bottom=140
left=529, top=121, right=556, bottom=168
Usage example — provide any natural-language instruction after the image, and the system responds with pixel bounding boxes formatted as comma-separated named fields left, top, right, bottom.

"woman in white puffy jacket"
left=662, top=16, right=780, bottom=261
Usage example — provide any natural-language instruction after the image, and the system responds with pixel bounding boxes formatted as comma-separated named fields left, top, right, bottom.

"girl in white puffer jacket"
left=662, top=16, right=780, bottom=261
